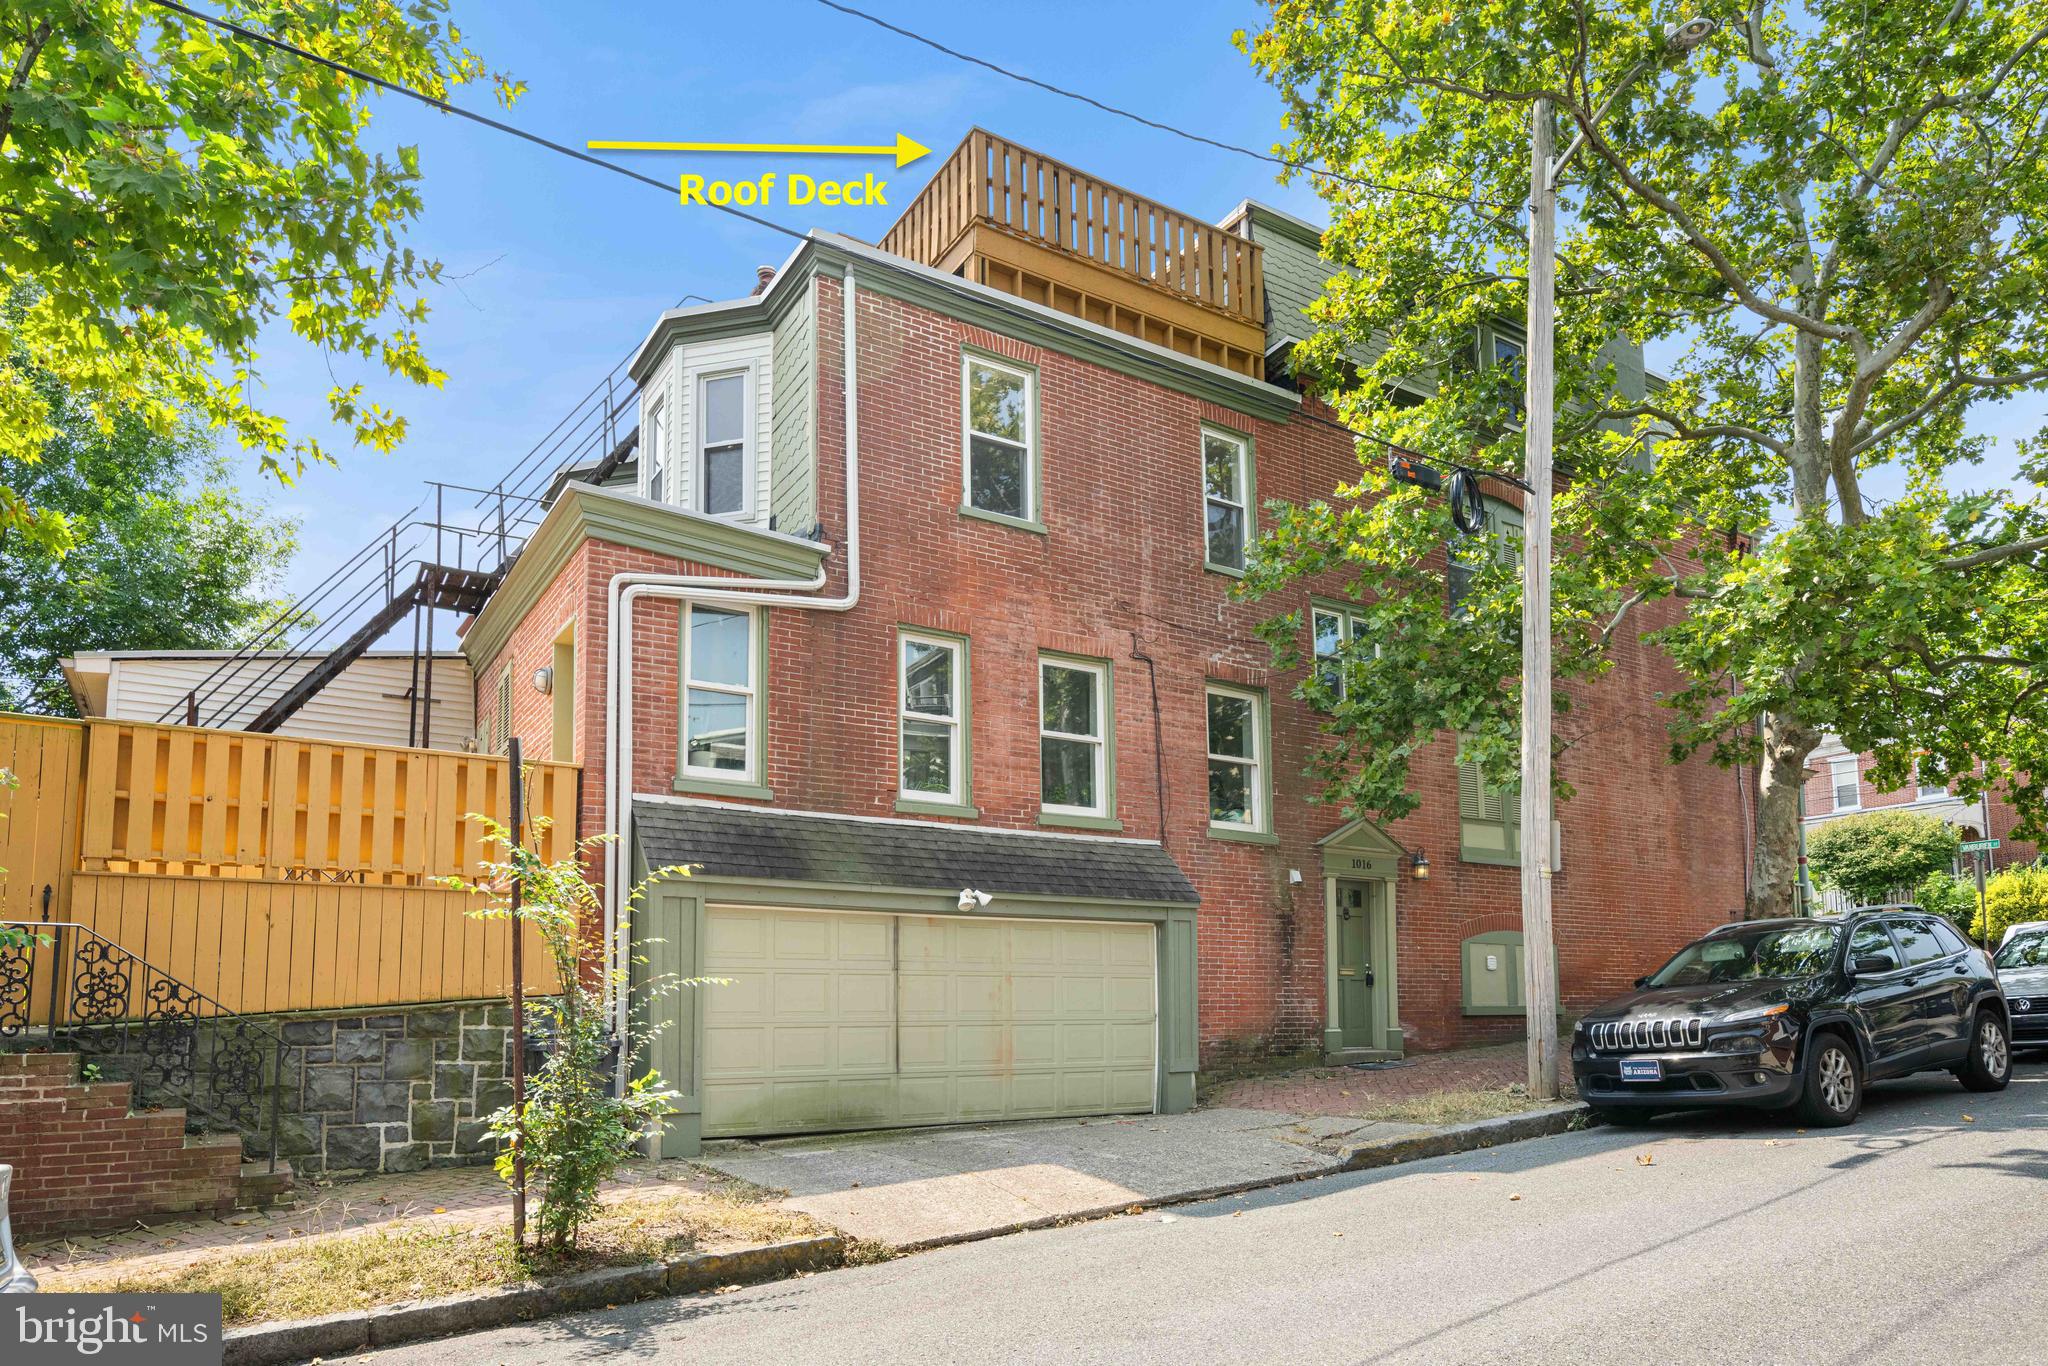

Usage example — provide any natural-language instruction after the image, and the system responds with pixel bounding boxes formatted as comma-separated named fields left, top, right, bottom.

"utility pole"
left=1514, top=18, right=1721, bottom=1101
left=1520, top=97, right=1561, bottom=1100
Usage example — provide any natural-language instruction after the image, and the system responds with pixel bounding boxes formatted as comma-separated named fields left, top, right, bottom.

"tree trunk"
left=1747, top=709, right=1818, bottom=919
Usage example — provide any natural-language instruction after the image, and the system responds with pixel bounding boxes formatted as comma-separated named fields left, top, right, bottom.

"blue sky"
left=239, top=0, right=2039, bottom=598
left=244, top=0, right=1315, bottom=594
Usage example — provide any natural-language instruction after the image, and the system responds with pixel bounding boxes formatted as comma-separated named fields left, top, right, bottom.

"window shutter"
left=1458, top=760, right=1486, bottom=819
left=496, top=667, right=513, bottom=755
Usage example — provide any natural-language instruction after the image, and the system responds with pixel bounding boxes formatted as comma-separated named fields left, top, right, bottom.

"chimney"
left=751, top=264, right=775, bottom=296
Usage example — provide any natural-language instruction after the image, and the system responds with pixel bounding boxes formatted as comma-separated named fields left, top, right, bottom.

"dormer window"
left=698, top=370, right=750, bottom=517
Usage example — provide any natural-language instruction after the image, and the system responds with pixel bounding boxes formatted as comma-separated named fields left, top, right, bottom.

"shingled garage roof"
left=633, top=801, right=1199, bottom=905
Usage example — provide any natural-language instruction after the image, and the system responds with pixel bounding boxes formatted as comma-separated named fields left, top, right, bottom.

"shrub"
left=448, top=818, right=691, bottom=1254
left=1972, top=865, right=2048, bottom=944
left=1806, top=810, right=1961, bottom=905
left=1914, top=871, right=1978, bottom=935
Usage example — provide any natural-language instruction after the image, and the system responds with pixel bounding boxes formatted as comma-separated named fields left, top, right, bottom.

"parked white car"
left=2000, top=920, right=2048, bottom=948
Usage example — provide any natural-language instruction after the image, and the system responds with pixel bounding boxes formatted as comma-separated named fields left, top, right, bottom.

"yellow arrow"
left=587, top=133, right=930, bottom=169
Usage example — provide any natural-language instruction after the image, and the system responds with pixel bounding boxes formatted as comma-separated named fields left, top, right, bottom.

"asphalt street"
left=358, top=1061, right=2048, bottom=1366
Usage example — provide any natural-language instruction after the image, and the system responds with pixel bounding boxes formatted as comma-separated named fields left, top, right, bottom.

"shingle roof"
left=632, top=802, right=1199, bottom=905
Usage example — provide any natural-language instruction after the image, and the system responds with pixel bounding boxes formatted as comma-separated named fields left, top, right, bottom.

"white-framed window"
left=963, top=354, right=1034, bottom=522
left=696, top=369, right=751, bottom=517
left=1311, top=606, right=1375, bottom=700
left=1831, top=757, right=1861, bottom=811
left=643, top=399, right=668, bottom=504
left=1206, top=685, right=1265, bottom=831
left=899, top=632, right=965, bottom=805
left=1039, top=656, right=1106, bottom=817
left=681, top=603, right=757, bottom=779
left=1916, top=764, right=1947, bottom=800
left=1203, top=428, right=1250, bottom=572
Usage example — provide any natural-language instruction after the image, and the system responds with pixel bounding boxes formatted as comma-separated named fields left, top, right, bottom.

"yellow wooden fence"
left=0, top=716, right=83, bottom=925
left=1, top=714, right=574, bottom=1013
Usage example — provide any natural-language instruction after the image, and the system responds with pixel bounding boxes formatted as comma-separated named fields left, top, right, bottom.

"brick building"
left=458, top=130, right=1746, bottom=1154
left=1802, top=735, right=2042, bottom=893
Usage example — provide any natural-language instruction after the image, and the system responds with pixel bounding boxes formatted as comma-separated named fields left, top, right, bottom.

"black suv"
left=1572, top=908, right=2011, bottom=1127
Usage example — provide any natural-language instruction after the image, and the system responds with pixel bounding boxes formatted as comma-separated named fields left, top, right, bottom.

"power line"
left=140, top=0, right=807, bottom=244
left=812, top=0, right=1515, bottom=216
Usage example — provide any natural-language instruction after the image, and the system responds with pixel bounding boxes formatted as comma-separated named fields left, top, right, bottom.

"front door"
left=1336, top=881, right=1379, bottom=1049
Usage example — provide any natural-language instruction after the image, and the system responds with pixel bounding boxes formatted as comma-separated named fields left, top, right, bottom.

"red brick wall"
left=0, top=1053, right=248, bottom=1238
left=517, top=275, right=1747, bottom=1055
left=1804, top=752, right=2042, bottom=874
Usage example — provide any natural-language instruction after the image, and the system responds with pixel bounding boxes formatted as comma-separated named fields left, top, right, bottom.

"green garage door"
left=701, top=905, right=1157, bottom=1138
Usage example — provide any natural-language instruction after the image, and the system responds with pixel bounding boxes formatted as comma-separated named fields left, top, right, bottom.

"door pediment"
left=1318, top=816, right=1404, bottom=881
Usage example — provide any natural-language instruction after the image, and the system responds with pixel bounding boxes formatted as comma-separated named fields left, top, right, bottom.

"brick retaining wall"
left=0, top=1052, right=251, bottom=1238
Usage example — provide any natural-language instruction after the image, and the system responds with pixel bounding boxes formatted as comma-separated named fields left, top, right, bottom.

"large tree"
left=1238, top=0, right=2048, bottom=916
left=0, top=350, right=296, bottom=716
left=0, top=0, right=517, bottom=555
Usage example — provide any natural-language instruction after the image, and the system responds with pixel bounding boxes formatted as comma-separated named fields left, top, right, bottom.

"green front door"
left=1335, top=881, right=1378, bottom=1049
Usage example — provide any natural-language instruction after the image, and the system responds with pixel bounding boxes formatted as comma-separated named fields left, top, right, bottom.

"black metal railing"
left=0, top=922, right=291, bottom=1171
left=156, top=357, right=645, bottom=736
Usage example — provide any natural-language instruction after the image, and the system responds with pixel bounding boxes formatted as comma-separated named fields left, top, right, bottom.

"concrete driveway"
left=696, top=1107, right=1430, bottom=1247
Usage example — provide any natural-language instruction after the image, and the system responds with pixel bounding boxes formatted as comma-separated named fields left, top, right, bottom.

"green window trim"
left=1038, top=811, right=1126, bottom=833
left=675, top=602, right=770, bottom=793
left=958, top=504, right=1048, bottom=535
left=1205, top=682, right=1273, bottom=839
left=895, top=798, right=982, bottom=820
left=1201, top=423, right=1255, bottom=578
left=1038, top=650, right=1116, bottom=826
left=961, top=347, right=1041, bottom=527
left=1456, top=733, right=1520, bottom=866
left=672, top=774, right=777, bottom=802
left=898, top=626, right=973, bottom=811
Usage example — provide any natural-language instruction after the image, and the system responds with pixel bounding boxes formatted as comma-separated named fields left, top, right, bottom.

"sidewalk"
left=697, top=1045, right=1580, bottom=1248
left=1209, top=1041, right=1577, bottom=1117
left=25, top=1044, right=1577, bottom=1276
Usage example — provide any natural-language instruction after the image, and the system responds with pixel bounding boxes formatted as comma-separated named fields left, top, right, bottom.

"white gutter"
left=602, top=268, right=864, bottom=1083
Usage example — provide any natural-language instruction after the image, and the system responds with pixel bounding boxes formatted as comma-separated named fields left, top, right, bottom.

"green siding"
left=770, top=281, right=817, bottom=535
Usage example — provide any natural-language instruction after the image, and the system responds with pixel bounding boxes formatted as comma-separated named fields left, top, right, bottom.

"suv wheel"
left=1797, top=1034, right=1863, bottom=1127
left=1958, top=1010, right=2013, bottom=1093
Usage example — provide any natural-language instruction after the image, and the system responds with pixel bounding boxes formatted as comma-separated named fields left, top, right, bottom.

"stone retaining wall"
left=267, top=1001, right=533, bottom=1175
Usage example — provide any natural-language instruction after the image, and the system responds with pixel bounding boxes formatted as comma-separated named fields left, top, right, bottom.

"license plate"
left=1619, top=1058, right=1664, bottom=1083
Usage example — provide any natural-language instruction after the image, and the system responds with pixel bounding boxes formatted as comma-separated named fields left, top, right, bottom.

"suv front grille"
left=1588, top=1018, right=1705, bottom=1052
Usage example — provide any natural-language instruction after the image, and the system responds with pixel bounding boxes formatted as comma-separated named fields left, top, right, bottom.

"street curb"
left=886, top=1103, right=1592, bottom=1253
left=1337, top=1102, right=1589, bottom=1170
left=218, top=1233, right=844, bottom=1366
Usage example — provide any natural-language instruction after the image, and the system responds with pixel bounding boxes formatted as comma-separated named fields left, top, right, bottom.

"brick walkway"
left=21, top=1158, right=737, bottom=1277
left=1208, top=1042, right=1576, bottom=1115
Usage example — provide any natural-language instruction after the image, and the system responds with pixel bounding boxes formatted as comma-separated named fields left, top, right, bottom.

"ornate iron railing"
left=0, top=922, right=289, bottom=1171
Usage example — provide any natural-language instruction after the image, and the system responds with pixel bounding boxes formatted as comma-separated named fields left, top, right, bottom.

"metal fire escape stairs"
left=160, top=370, right=640, bottom=742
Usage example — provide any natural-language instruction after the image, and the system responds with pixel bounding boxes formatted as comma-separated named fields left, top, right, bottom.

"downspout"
left=602, top=268, right=865, bottom=1085
left=1129, top=632, right=1168, bottom=845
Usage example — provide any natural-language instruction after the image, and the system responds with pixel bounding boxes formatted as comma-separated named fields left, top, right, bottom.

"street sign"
left=1961, top=838, right=2000, bottom=853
